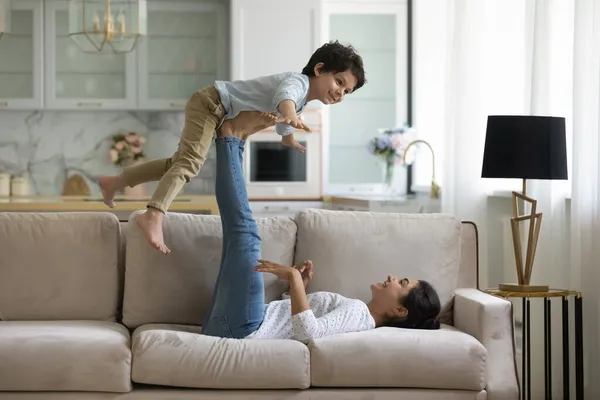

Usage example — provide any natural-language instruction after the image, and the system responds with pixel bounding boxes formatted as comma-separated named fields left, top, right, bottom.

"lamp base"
left=499, top=283, right=549, bottom=293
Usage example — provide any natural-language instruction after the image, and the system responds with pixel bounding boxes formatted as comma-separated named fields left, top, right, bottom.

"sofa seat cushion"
left=0, top=321, right=131, bottom=392
left=131, top=324, right=310, bottom=389
left=310, top=325, right=486, bottom=390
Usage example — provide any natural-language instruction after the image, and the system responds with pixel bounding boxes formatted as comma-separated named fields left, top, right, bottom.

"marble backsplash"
left=0, top=110, right=216, bottom=196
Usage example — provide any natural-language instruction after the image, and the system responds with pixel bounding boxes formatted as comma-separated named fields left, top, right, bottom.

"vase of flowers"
left=109, top=131, right=146, bottom=167
left=367, top=125, right=416, bottom=194
left=109, top=131, right=147, bottom=197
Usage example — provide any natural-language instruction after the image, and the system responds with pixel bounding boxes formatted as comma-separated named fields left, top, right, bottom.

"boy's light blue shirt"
left=214, top=72, right=310, bottom=136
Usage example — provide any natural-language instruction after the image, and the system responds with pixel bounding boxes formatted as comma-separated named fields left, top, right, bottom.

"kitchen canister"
left=0, top=171, right=10, bottom=196
left=11, top=175, right=30, bottom=197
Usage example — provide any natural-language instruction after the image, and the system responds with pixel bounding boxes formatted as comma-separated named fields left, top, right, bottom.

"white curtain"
left=525, top=0, right=574, bottom=396
left=436, top=0, right=600, bottom=397
left=571, top=0, right=600, bottom=397
left=441, top=0, right=490, bottom=286
left=523, top=0, right=600, bottom=396
left=440, top=0, right=534, bottom=287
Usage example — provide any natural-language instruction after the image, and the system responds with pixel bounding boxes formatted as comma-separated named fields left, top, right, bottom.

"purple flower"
left=376, top=135, right=392, bottom=149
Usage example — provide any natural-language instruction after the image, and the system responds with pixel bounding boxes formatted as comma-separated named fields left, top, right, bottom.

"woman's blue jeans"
left=202, top=137, right=265, bottom=338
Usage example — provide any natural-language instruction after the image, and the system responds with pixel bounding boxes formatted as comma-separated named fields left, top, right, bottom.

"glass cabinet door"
left=137, top=1, right=227, bottom=110
left=44, top=0, right=136, bottom=110
left=322, top=2, right=408, bottom=193
left=0, top=0, right=43, bottom=109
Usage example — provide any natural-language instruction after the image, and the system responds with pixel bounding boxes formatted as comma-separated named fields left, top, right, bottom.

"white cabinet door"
left=0, top=0, right=43, bottom=109
left=230, top=0, right=321, bottom=82
left=137, top=1, right=227, bottom=110
left=44, top=0, right=137, bottom=110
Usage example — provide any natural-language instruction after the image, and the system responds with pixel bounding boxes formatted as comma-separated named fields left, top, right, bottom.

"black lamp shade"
left=481, top=115, right=568, bottom=180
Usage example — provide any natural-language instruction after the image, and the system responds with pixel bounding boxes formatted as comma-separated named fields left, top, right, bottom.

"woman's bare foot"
left=218, top=111, right=279, bottom=139
left=136, top=208, right=170, bottom=254
left=99, top=175, right=126, bottom=208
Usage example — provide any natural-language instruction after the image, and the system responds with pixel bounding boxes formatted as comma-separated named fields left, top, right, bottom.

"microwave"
left=243, top=130, right=322, bottom=200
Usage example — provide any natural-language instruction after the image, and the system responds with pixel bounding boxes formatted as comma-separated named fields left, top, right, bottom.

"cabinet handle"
left=169, top=102, right=185, bottom=108
left=0, top=101, right=8, bottom=107
left=77, top=102, right=102, bottom=108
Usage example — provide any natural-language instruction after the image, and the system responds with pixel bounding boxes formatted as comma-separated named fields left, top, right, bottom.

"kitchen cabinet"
left=324, top=194, right=440, bottom=213
left=137, top=0, right=227, bottom=110
left=43, top=0, right=137, bottom=110
left=250, top=201, right=324, bottom=219
left=0, top=0, right=43, bottom=109
left=3, top=0, right=225, bottom=111
left=230, top=0, right=321, bottom=92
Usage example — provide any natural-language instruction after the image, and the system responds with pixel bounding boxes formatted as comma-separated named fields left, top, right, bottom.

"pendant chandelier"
left=68, top=0, right=147, bottom=54
left=0, top=0, right=10, bottom=41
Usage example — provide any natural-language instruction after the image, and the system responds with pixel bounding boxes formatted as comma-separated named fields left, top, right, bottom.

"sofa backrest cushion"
left=122, top=211, right=297, bottom=329
left=0, top=212, right=122, bottom=321
left=293, top=210, right=462, bottom=316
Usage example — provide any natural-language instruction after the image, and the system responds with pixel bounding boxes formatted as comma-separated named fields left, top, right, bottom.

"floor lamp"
left=481, top=115, right=568, bottom=292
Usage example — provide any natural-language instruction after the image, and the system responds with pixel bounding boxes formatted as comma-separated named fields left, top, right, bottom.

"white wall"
left=412, top=0, right=448, bottom=190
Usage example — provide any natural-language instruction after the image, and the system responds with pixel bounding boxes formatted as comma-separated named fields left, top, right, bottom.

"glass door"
left=137, top=1, right=227, bottom=110
left=321, top=1, right=409, bottom=194
left=44, top=0, right=137, bottom=110
left=0, top=0, right=43, bottom=109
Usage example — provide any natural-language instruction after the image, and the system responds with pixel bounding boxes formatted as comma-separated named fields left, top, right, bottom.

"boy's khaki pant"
left=123, top=86, right=225, bottom=213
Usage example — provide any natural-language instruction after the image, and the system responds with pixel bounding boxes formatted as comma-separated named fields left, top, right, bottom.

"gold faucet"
left=403, top=140, right=440, bottom=199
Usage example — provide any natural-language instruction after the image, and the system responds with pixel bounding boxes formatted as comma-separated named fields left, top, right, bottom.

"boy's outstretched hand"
left=279, top=117, right=311, bottom=133
left=281, top=133, right=306, bottom=153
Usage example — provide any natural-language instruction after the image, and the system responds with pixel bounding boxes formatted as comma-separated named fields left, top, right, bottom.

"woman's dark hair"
left=389, top=280, right=441, bottom=330
left=301, top=40, right=366, bottom=91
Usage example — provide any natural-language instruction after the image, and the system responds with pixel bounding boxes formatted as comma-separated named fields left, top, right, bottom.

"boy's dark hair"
left=302, top=40, right=366, bottom=91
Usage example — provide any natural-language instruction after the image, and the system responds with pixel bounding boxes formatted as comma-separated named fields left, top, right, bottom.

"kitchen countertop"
left=0, top=193, right=439, bottom=215
left=0, top=195, right=219, bottom=214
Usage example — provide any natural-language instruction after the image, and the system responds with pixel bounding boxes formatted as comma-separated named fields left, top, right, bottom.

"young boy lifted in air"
left=99, top=40, right=366, bottom=254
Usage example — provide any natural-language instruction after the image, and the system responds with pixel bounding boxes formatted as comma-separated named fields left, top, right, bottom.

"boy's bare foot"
left=219, top=111, right=279, bottom=139
left=136, top=208, right=170, bottom=254
left=99, top=175, right=126, bottom=208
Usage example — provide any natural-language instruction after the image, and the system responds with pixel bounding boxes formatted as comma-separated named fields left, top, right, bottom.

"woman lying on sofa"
left=201, top=111, right=441, bottom=344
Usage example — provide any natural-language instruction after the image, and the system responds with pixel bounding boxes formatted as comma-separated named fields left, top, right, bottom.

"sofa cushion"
left=0, top=321, right=131, bottom=392
left=294, top=210, right=462, bottom=314
left=131, top=324, right=310, bottom=389
left=0, top=212, right=122, bottom=321
left=310, top=325, right=486, bottom=390
left=0, top=389, right=486, bottom=400
left=122, top=212, right=297, bottom=329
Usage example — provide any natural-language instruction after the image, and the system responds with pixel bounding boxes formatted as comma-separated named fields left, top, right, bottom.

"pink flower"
left=125, top=132, right=139, bottom=143
left=131, top=145, right=142, bottom=154
left=115, top=141, right=127, bottom=150
left=109, top=149, right=119, bottom=163
left=391, top=133, right=409, bottom=154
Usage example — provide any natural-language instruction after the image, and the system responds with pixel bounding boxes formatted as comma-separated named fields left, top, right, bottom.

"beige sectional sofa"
left=0, top=209, right=519, bottom=399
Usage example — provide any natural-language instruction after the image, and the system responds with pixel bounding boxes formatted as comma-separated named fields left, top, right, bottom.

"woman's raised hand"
left=294, top=260, right=314, bottom=288
left=253, top=259, right=299, bottom=281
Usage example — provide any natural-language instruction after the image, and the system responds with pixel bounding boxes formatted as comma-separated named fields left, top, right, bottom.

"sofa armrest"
left=453, top=288, right=519, bottom=400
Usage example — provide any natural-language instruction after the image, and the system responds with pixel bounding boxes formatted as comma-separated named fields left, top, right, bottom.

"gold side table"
left=485, top=289, right=583, bottom=400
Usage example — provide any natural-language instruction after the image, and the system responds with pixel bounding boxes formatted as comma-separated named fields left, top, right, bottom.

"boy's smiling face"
left=309, top=63, right=358, bottom=105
